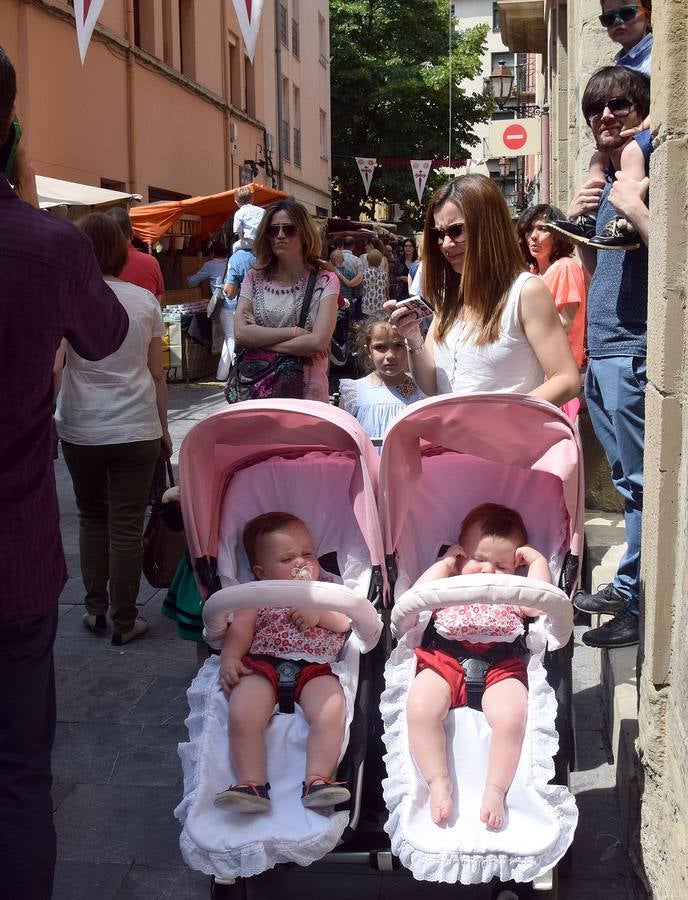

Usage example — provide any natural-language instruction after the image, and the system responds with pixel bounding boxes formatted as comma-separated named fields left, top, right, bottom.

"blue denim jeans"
left=585, top=356, right=646, bottom=616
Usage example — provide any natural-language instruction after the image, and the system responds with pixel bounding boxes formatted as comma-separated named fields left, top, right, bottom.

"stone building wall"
left=636, top=0, right=688, bottom=894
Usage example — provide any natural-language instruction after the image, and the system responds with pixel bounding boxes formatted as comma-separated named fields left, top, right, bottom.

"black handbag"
left=143, top=459, right=186, bottom=589
left=225, top=269, right=317, bottom=403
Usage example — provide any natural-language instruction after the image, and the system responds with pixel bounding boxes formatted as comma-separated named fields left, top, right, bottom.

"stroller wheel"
left=210, top=876, right=248, bottom=899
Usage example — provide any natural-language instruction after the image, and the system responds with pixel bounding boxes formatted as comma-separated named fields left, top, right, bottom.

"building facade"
left=500, top=0, right=688, bottom=895
left=1, top=0, right=331, bottom=214
left=452, top=0, right=544, bottom=213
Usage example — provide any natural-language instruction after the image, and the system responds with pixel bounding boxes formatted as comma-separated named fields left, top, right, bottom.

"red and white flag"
left=232, top=0, right=266, bottom=63
left=355, top=158, right=377, bottom=195
left=410, top=160, right=432, bottom=203
left=74, top=0, right=107, bottom=65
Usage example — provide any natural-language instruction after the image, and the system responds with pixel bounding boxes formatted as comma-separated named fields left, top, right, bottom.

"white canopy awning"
left=36, top=175, right=141, bottom=210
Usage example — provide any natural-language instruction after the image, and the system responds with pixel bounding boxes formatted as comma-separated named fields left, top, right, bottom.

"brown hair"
left=422, top=174, right=526, bottom=345
left=581, top=66, right=650, bottom=125
left=352, top=312, right=404, bottom=372
left=243, top=512, right=306, bottom=568
left=253, top=198, right=323, bottom=277
left=77, top=213, right=128, bottom=276
left=458, top=503, right=528, bottom=547
left=105, top=205, right=133, bottom=240
left=516, top=204, right=574, bottom=271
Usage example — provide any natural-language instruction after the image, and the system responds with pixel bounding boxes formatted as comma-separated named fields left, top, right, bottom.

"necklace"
left=372, top=373, right=416, bottom=399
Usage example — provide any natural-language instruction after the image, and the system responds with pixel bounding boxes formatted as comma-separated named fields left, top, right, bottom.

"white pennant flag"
left=74, top=0, right=107, bottom=65
left=355, top=158, right=377, bottom=195
left=410, top=160, right=432, bottom=203
left=232, top=0, right=266, bottom=63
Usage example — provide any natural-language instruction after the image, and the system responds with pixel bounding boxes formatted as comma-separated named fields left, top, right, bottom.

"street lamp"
left=489, top=60, right=514, bottom=109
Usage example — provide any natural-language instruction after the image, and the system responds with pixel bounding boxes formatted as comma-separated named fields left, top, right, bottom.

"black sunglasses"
left=266, top=223, right=297, bottom=238
left=429, top=223, right=465, bottom=243
left=599, top=5, right=639, bottom=27
left=584, top=96, right=634, bottom=124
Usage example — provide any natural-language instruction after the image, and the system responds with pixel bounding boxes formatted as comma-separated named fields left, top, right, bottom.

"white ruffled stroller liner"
left=381, top=576, right=578, bottom=885
left=176, top=450, right=383, bottom=880
left=177, top=639, right=360, bottom=879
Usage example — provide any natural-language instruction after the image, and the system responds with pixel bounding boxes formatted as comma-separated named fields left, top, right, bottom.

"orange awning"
left=130, top=183, right=288, bottom=245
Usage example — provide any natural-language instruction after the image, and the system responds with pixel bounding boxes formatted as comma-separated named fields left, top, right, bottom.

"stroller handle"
left=203, top=580, right=383, bottom=652
left=392, top=574, right=573, bottom=651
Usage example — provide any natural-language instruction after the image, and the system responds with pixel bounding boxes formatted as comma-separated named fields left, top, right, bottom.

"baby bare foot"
left=480, top=784, right=506, bottom=830
left=427, top=776, right=453, bottom=824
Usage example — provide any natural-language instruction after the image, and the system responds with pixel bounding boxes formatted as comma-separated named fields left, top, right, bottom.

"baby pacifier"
left=291, top=564, right=313, bottom=581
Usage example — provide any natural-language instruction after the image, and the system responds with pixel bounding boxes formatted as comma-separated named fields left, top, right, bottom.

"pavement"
left=51, top=383, right=637, bottom=899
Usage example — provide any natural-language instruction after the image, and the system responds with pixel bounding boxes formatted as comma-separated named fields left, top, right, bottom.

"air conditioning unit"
left=265, top=132, right=275, bottom=153
left=230, top=122, right=238, bottom=142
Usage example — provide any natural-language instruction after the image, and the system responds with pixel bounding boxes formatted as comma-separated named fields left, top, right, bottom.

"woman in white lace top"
left=235, top=199, right=339, bottom=402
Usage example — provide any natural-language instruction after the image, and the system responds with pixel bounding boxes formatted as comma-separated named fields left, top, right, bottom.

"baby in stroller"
left=407, top=503, right=549, bottom=829
left=215, top=512, right=351, bottom=812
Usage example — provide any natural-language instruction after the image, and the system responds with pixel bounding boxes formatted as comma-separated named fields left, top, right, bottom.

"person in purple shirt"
left=0, top=47, right=129, bottom=900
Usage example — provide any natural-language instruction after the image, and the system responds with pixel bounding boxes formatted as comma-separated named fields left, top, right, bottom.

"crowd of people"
left=1, top=0, right=653, bottom=891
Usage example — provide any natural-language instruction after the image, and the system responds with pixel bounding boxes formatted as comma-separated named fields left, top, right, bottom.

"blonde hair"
left=253, top=198, right=323, bottom=276
left=422, top=174, right=526, bottom=345
left=367, top=249, right=383, bottom=268
left=236, top=185, right=254, bottom=206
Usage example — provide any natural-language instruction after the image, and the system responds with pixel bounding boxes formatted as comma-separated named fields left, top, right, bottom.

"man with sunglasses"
left=567, top=66, right=650, bottom=649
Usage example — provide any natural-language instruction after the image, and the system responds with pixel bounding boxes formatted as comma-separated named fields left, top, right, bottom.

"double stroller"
left=175, top=394, right=583, bottom=897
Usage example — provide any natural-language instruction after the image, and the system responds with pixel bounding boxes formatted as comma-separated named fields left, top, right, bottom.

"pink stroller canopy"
left=379, top=394, right=584, bottom=559
left=179, top=400, right=384, bottom=586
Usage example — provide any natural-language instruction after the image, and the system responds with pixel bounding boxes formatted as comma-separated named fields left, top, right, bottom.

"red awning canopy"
left=130, top=183, right=288, bottom=245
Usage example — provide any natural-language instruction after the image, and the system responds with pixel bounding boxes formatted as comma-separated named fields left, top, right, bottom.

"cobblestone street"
left=52, top=384, right=635, bottom=899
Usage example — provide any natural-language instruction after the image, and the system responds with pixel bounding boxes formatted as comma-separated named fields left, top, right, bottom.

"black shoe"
left=573, top=583, right=627, bottom=615
left=545, top=215, right=597, bottom=244
left=581, top=609, right=639, bottom=648
left=588, top=217, right=640, bottom=251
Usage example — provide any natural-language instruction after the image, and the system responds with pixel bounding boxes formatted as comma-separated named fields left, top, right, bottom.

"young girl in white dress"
left=338, top=312, right=424, bottom=448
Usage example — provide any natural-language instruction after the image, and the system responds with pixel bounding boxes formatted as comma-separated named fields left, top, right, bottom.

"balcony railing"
left=280, top=119, right=290, bottom=161
left=293, top=128, right=301, bottom=167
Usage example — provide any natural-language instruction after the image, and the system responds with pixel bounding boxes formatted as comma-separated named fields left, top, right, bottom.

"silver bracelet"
left=405, top=340, right=424, bottom=356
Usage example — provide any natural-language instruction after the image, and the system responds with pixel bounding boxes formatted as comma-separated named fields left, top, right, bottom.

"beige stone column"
left=637, top=0, right=688, bottom=892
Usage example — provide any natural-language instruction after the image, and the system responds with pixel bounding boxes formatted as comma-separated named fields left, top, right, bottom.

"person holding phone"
left=386, top=174, right=580, bottom=407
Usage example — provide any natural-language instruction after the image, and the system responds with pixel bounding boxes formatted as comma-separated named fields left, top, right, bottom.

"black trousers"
left=0, top=607, right=58, bottom=900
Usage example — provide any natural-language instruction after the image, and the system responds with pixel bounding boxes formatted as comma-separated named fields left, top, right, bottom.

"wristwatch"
left=405, top=340, right=424, bottom=355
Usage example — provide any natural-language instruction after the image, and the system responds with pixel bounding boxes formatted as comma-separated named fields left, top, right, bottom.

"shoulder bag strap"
left=297, top=268, right=318, bottom=329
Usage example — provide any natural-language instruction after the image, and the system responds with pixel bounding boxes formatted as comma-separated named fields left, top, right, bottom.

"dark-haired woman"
left=387, top=174, right=579, bottom=406
left=517, top=204, right=587, bottom=370
left=56, top=213, right=170, bottom=646
left=234, top=198, right=339, bottom=402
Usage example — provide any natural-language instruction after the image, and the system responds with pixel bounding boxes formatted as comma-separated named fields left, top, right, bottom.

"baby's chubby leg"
left=406, top=668, right=453, bottom=824
left=480, top=677, right=528, bottom=830
left=619, top=138, right=647, bottom=183
left=227, top=673, right=276, bottom=784
left=299, top=674, right=347, bottom=783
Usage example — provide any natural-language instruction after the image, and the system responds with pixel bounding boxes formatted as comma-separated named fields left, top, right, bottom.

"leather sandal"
left=111, top=617, right=148, bottom=646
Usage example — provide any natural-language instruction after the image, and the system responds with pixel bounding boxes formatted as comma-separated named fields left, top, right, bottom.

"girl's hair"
left=402, top=237, right=418, bottom=261
left=422, top=174, right=526, bottom=345
left=458, top=503, right=528, bottom=547
left=516, top=204, right=574, bottom=270
left=243, top=511, right=306, bottom=567
left=77, top=213, right=129, bottom=276
left=353, top=311, right=402, bottom=372
left=253, top=198, right=323, bottom=276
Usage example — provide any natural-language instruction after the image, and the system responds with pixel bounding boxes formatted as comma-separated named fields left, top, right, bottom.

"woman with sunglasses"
left=234, top=199, right=339, bottom=402
left=385, top=175, right=580, bottom=406
left=549, top=0, right=652, bottom=250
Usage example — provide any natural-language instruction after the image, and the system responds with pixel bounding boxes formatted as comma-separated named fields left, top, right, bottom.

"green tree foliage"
left=330, top=0, right=492, bottom=225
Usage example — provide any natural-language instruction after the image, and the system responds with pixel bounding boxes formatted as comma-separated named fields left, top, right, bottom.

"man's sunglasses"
left=599, top=5, right=640, bottom=28
left=429, top=223, right=465, bottom=243
left=584, top=96, right=634, bottom=124
left=265, top=223, right=297, bottom=238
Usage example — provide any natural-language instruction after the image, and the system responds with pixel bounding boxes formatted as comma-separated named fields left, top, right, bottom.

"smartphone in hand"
left=394, top=294, right=434, bottom=322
